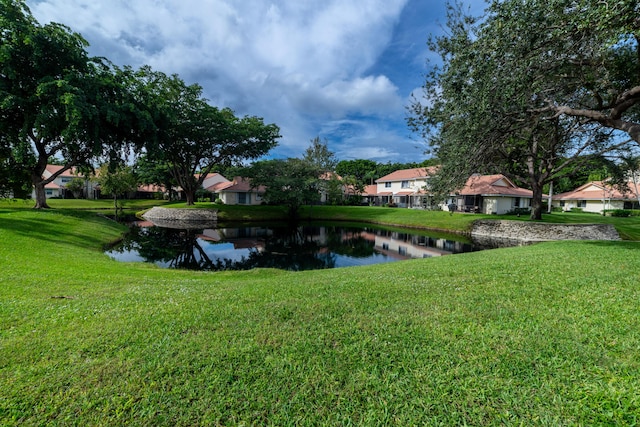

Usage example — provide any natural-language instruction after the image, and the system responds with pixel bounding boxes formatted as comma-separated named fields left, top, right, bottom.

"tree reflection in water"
left=107, top=223, right=480, bottom=271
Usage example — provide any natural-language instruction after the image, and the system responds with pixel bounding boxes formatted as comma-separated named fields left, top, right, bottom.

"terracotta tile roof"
left=44, top=182, right=62, bottom=189
left=363, top=185, right=378, bottom=196
left=376, top=167, right=439, bottom=183
left=45, top=164, right=80, bottom=176
left=458, top=174, right=534, bottom=197
left=208, top=181, right=233, bottom=192
left=219, top=177, right=265, bottom=193
left=554, top=181, right=638, bottom=201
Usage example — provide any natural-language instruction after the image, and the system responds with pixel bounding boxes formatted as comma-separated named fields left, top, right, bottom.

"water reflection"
left=106, top=223, right=481, bottom=272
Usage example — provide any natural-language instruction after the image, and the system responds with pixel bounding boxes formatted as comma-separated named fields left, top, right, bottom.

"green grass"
left=1, top=207, right=640, bottom=425
left=0, top=198, right=171, bottom=212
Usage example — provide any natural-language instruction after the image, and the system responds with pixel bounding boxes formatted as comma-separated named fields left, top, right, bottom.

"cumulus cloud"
left=26, top=0, right=436, bottom=163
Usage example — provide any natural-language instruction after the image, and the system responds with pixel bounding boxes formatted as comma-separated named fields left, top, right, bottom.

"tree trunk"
left=185, top=190, right=195, bottom=205
left=32, top=181, right=50, bottom=209
left=529, top=182, right=544, bottom=220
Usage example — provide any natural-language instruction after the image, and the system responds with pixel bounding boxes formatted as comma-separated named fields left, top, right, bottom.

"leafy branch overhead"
left=409, top=0, right=640, bottom=220
left=0, top=0, right=279, bottom=207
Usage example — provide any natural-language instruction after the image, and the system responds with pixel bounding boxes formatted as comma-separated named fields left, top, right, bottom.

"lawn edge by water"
left=1, top=207, right=639, bottom=425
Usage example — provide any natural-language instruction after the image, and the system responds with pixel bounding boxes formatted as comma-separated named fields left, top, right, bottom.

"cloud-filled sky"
left=26, top=0, right=485, bottom=163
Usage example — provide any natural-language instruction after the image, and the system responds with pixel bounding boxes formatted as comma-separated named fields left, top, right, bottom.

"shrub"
left=605, top=209, right=632, bottom=217
left=506, top=207, right=531, bottom=216
left=570, top=207, right=584, bottom=213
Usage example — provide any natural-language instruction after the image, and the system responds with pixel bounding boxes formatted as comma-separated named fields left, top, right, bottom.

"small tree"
left=65, top=177, right=86, bottom=199
left=95, top=164, right=138, bottom=218
left=243, top=159, right=321, bottom=219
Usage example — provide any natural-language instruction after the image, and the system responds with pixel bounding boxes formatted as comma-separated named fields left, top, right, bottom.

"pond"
left=106, top=222, right=488, bottom=272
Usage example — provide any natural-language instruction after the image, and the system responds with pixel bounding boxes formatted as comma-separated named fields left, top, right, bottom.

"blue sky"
left=27, top=0, right=486, bottom=163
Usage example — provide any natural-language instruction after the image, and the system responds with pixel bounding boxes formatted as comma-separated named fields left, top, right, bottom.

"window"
left=238, top=193, right=249, bottom=204
left=385, top=182, right=391, bottom=188
left=398, top=246, right=407, bottom=256
left=578, top=200, right=586, bottom=208
left=401, top=180, right=409, bottom=188
left=60, top=177, right=71, bottom=183
left=382, top=243, right=389, bottom=250
left=514, top=197, right=520, bottom=207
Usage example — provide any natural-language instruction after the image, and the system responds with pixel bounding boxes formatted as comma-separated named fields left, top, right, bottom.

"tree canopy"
left=137, top=68, right=280, bottom=205
left=0, top=0, right=149, bottom=207
left=409, top=0, right=640, bottom=219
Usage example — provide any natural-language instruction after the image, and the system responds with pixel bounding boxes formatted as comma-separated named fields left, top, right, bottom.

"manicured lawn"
left=1, top=207, right=639, bottom=425
left=0, top=198, right=171, bottom=212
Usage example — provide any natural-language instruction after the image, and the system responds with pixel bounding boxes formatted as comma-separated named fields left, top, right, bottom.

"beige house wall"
left=219, top=191, right=263, bottom=206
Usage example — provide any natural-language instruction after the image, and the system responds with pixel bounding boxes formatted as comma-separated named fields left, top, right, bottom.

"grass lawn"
left=1, top=205, right=639, bottom=425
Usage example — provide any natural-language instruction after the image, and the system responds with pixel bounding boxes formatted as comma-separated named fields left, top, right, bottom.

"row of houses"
left=37, top=164, right=639, bottom=214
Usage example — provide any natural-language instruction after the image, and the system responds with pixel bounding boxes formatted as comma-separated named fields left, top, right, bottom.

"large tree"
left=138, top=68, right=280, bottom=205
left=0, top=0, right=145, bottom=208
left=409, top=0, right=639, bottom=219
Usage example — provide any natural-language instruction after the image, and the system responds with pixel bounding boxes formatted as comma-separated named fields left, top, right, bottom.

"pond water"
left=106, top=222, right=486, bottom=272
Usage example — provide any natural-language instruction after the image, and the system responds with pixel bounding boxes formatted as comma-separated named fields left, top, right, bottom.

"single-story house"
left=448, top=174, right=534, bottom=214
left=375, top=167, right=438, bottom=208
left=552, top=181, right=640, bottom=213
left=216, top=177, right=265, bottom=205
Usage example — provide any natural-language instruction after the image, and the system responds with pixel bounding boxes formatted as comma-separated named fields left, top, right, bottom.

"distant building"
left=552, top=181, right=640, bottom=213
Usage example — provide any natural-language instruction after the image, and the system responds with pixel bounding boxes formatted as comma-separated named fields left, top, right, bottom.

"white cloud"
left=26, top=0, right=431, bottom=162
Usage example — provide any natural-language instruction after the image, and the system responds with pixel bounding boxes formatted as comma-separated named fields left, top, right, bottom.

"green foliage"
left=95, top=164, right=138, bottom=199
left=0, top=1, right=150, bottom=208
left=242, top=158, right=321, bottom=218
left=137, top=68, right=280, bottom=205
left=302, top=136, right=337, bottom=173
left=64, top=177, right=86, bottom=198
left=410, top=0, right=640, bottom=220
left=606, top=209, right=632, bottom=217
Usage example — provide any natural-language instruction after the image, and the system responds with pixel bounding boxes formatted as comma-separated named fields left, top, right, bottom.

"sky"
left=26, top=0, right=486, bottom=164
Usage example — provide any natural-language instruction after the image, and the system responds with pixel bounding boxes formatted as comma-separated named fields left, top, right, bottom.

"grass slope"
left=1, top=208, right=639, bottom=425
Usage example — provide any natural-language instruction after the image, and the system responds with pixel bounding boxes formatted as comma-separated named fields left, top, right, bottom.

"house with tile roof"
left=449, top=174, right=535, bottom=214
left=375, top=167, right=439, bottom=208
left=216, top=177, right=265, bottom=205
left=552, top=181, right=640, bottom=213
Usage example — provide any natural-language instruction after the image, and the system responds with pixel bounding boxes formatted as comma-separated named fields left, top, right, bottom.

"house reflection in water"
left=373, top=230, right=474, bottom=259
left=198, top=226, right=474, bottom=261
left=108, top=223, right=479, bottom=271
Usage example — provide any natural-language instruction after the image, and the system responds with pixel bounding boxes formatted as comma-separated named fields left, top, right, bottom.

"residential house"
left=450, top=174, right=534, bottom=214
left=552, top=181, right=640, bottom=213
left=32, top=164, right=98, bottom=199
left=201, top=173, right=231, bottom=193
left=216, top=177, right=265, bottom=205
left=375, top=167, right=438, bottom=208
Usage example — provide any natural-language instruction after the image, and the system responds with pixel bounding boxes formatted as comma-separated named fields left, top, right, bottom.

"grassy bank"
left=1, top=207, right=639, bottom=425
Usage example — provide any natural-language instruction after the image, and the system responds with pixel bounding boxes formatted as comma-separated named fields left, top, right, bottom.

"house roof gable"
left=458, top=174, right=533, bottom=197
